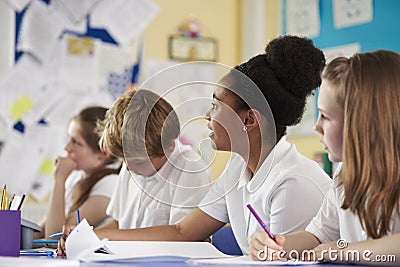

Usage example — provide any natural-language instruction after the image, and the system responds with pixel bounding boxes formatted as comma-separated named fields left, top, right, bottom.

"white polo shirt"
left=107, top=140, right=211, bottom=229
left=65, top=169, right=119, bottom=227
left=199, top=137, right=332, bottom=255
left=306, top=182, right=400, bottom=243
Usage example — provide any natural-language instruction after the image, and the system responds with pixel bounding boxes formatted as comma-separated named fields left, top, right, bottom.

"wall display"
left=169, top=35, right=218, bottom=62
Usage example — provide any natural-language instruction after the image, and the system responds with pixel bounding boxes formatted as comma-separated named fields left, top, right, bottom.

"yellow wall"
left=287, top=135, right=324, bottom=160
left=144, top=0, right=241, bottom=67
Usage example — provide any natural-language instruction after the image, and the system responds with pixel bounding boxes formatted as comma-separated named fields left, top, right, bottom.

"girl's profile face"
left=205, top=87, right=247, bottom=152
left=64, top=120, right=104, bottom=173
left=314, top=80, right=344, bottom=162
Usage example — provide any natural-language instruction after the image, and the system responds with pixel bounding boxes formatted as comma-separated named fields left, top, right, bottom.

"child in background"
left=35, top=106, right=121, bottom=239
left=80, top=35, right=331, bottom=255
left=249, top=50, right=400, bottom=265
left=95, top=89, right=211, bottom=230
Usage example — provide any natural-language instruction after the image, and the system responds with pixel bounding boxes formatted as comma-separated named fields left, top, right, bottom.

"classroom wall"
left=141, top=0, right=282, bottom=179
left=144, top=0, right=241, bottom=67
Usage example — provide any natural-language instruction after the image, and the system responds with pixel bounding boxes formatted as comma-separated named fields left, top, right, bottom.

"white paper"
left=91, top=0, right=159, bottom=45
left=323, top=43, right=361, bottom=63
left=66, top=219, right=109, bottom=260
left=55, top=35, right=100, bottom=92
left=50, top=1, right=87, bottom=34
left=52, top=0, right=102, bottom=25
left=286, top=0, right=320, bottom=38
left=3, top=0, right=32, bottom=12
left=97, top=41, right=139, bottom=99
left=188, top=255, right=320, bottom=265
left=0, top=54, right=46, bottom=127
left=18, top=1, right=69, bottom=62
left=0, top=130, right=43, bottom=194
left=333, top=0, right=373, bottom=29
left=65, top=219, right=229, bottom=261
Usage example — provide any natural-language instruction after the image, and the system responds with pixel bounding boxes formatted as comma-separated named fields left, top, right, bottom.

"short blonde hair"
left=97, top=90, right=135, bottom=158
left=122, top=89, right=180, bottom=159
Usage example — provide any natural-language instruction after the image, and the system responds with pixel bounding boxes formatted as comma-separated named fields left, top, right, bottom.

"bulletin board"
left=310, top=0, right=400, bottom=53
left=0, top=0, right=158, bottom=201
left=283, top=0, right=400, bottom=137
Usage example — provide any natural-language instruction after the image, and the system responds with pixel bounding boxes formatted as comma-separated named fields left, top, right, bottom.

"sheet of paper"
left=91, top=0, right=159, bottom=45
left=0, top=130, right=44, bottom=194
left=18, top=1, right=68, bottom=62
left=0, top=55, right=45, bottom=127
left=65, top=218, right=229, bottom=261
left=286, top=0, right=320, bottom=38
left=65, top=219, right=109, bottom=260
left=188, top=255, right=320, bottom=265
left=55, top=35, right=100, bottom=92
left=323, top=43, right=361, bottom=63
left=3, top=0, right=32, bottom=12
left=81, top=241, right=230, bottom=262
left=333, top=0, right=373, bottom=29
left=52, top=0, right=102, bottom=25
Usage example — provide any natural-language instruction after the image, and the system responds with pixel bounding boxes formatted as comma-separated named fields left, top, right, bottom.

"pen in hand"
left=76, top=209, right=81, bottom=224
left=247, top=204, right=276, bottom=241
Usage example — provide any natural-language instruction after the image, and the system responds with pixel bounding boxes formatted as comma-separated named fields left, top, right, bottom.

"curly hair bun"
left=265, top=35, right=325, bottom=99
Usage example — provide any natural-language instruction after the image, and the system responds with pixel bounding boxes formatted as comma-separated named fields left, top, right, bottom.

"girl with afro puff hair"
left=83, top=35, right=332, bottom=256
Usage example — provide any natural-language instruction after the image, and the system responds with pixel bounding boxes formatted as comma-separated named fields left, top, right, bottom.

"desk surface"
left=0, top=256, right=388, bottom=267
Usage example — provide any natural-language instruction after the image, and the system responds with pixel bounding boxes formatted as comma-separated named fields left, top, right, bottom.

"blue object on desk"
left=49, top=232, right=63, bottom=238
left=20, top=249, right=55, bottom=257
left=33, top=239, right=59, bottom=244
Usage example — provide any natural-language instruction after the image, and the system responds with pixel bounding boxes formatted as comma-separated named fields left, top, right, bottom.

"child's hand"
left=249, top=231, right=286, bottom=261
left=54, top=156, right=76, bottom=182
left=56, top=224, right=76, bottom=256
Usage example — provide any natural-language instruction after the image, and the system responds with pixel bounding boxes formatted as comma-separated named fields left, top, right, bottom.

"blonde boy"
left=96, top=89, right=211, bottom=231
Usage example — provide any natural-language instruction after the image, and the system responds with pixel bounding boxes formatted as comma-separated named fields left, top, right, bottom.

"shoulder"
left=92, top=172, right=119, bottom=192
left=275, top=145, right=332, bottom=190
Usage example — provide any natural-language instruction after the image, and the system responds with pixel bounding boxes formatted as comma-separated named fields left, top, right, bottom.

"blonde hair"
left=97, top=90, right=135, bottom=158
left=122, top=89, right=180, bottom=159
left=326, top=51, right=400, bottom=238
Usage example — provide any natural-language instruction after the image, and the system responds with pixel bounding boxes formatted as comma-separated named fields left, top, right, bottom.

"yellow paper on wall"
left=39, top=158, right=54, bottom=175
left=8, top=94, right=34, bottom=121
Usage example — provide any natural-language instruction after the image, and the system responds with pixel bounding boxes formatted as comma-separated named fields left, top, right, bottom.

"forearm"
left=283, top=231, right=321, bottom=256
left=95, top=219, right=118, bottom=230
left=45, top=179, right=66, bottom=237
left=95, top=224, right=185, bottom=241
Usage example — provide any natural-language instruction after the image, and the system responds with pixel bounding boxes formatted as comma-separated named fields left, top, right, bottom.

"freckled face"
left=205, top=88, right=246, bottom=152
left=314, top=80, right=344, bottom=162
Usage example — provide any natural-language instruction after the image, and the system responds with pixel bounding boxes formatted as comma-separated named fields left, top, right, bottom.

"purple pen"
left=246, top=204, right=276, bottom=241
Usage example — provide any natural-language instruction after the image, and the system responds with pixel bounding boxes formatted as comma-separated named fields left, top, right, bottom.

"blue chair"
left=211, top=226, right=243, bottom=255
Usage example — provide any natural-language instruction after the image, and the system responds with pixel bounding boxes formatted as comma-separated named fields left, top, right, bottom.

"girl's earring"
left=243, top=125, right=248, bottom=132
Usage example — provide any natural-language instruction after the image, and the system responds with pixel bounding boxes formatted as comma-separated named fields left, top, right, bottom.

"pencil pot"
left=0, top=210, right=21, bottom=257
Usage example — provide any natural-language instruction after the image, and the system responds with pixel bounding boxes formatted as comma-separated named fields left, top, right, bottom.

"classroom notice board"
left=284, top=0, right=400, bottom=137
left=283, top=0, right=400, bottom=53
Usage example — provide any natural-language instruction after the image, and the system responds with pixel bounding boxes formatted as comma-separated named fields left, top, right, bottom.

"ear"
left=243, top=109, right=262, bottom=133
left=165, top=140, right=175, bottom=156
left=96, top=151, right=112, bottom=162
